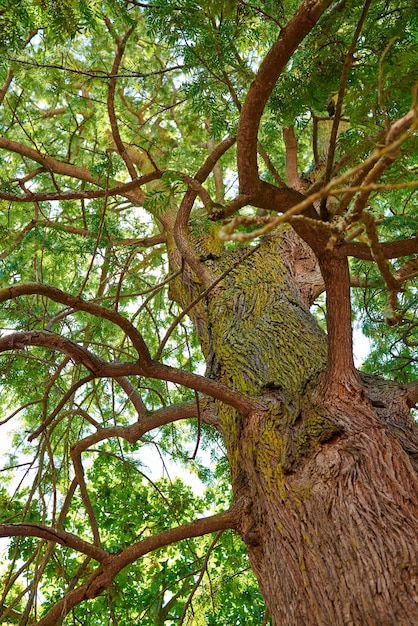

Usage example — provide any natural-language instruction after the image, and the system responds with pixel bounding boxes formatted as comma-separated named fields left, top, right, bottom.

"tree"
left=0, top=0, right=418, bottom=623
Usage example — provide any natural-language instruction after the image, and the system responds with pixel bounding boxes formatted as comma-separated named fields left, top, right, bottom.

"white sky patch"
left=139, top=445, right=206, bottom=497
left=353, top=325, right=371, bottom=367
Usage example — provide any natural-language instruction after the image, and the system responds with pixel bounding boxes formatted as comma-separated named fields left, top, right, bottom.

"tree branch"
left=36, top=507, right=239, bottom=626
left=283, top=126, right=305, bottom=192
left=0, top=329, right=257, bottom=416
left=0, top=331, right=106, bottom=375
left=0, top=284, right=152, bottom=364
left=317, top=254, right=360, bottom=395
left=0, top=524, right=108, bottom=562
left=406, top=381, right=418, bottom=408
left=174, top=137, right=237, bottom=287
left=338, top=237, right=418, bottom=261
left=237, top=0, right=332, bottom=193
left=0, top=68, right=13, bottom=104
left=106, top=23, right=138, bottom=179
left=0, top=137, right=147, bottom=204
left=319, top=0, right=371, bottom=219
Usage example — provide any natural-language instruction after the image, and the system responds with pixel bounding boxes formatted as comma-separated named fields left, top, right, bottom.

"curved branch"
left=338, top=237, right=418, bottom=261
left=69, top=401, right=202, bottom=457
left=237, top=0, right=332, bottom=192
left=174, top=136, right=237, bottom=287
left=0, top=137, right=148, bottom=204
left=0, top=329, right=257, bottom=415
left=194, top=136, right=236, bottom=184
left=106, top=24, right=138, bottom=179
left=0, top=284, right=152, bottom=364
left=27, top=375, right=94, bottom=442
left=115, top=376, right=146, bottom=417
left=36, top=507, right=238, bottom=626
left=0, top=524, right=108, bottom=562
left=0, top=68, right=13, bottom=104
left=147, top=362, right=257, bottom=416
left=0, top=331, right=105, bottom=374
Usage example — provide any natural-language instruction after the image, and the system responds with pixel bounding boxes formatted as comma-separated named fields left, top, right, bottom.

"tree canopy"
left=0, top=0, right=417, bottom=624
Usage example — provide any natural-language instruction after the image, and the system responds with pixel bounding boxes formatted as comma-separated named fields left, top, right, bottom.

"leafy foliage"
left=0, top=0, right=417, bottom=623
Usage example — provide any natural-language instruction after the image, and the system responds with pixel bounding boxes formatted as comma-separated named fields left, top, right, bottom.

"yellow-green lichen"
left=294, top=412, right=340, bottom=460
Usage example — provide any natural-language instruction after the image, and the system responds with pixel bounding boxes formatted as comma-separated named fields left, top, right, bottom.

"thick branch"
left=0, top=330, right=256, bottom=415
left=406, top=381, right=418, bottom=408
left=237, top=0, right=332, bottom=192
left=0, top=524, right=107, bottom=562
left=146, top=362, right=258, bottom=416
left=36, top=507, right=238, bottom=626
left=0, top=284, right=152, bottom=364
left=115, top=376, right=146, bottom=417
left=318, top=254, right=359, bottom=395
left=338, top=237, right=418, bottom=261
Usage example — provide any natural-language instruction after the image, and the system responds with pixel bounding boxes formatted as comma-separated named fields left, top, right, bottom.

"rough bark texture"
left=169, top=225, right=418, bottom=625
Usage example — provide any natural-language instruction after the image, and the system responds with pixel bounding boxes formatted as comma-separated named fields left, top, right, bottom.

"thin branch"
left=178, top=530, right=225, bottom=625
left=319, top=0, right=372, bottom=218
left=6, top=56, right=183, bottom=79
left=28, top=375, right=94, bottom=442
left=71, top=447, right=102, bottom=546
left=105, top=22, right=137, bottom=179
left=0, top=136, right=149, bottom=204
left=361, top=211, right=400, bottom=324
left=240, top=0, right=283, bottom=26
left=0, top=217, right=165, bottom=261
left=258, top=141, right=286, bottom=187
left=335, top=106, right=417, bottom=218
left=283, top=126, right=305, bottom=192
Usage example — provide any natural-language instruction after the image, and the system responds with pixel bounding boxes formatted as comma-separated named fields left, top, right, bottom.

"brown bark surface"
left=169, top=226, right=418, bottom=625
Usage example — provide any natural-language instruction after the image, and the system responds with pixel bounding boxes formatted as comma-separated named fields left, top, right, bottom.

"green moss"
left=294, top=412, right=340, bottom=460
left=299, top=554, right=310, bottom=587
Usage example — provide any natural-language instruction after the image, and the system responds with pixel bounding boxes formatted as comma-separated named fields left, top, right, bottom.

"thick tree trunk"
left=238, top=392, right=418, bottom=625
left=170, top=228, right=418, bottom=625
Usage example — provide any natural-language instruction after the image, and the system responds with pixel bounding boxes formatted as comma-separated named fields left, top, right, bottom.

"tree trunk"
left=170, top=227, right=418, bottom=625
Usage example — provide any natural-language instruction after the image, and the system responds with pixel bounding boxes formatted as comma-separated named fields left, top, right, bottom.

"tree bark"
left=170, top=227, right=418, bottom=625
